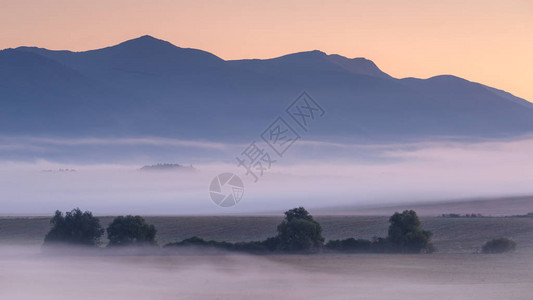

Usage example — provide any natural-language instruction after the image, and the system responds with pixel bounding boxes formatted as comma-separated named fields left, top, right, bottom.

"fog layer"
left=0, top=246, right=531, bottom=300
left=0, top=137, right=532, bottom=214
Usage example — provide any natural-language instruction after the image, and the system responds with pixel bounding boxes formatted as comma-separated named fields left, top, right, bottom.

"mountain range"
left=1, top=35, right=532, bottom=143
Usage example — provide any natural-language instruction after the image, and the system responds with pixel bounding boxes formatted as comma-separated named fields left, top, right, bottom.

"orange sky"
left=1, top=0, right=532, bottom=101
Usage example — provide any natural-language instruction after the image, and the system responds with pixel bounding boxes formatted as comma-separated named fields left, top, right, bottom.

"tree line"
left=166, top=207, right=435, bottom=253
left=44, top=209, right=156, bottom=247
left=43, top=207, right=437, bottom=253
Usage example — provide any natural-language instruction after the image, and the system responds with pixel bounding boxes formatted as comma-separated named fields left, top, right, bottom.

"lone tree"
left=106, top=215, right=157, bottom=246
left=43, top=208, right=104, bottom=246
left=387, top=210, right=433, bottom=253
left=276, top=207, right=324, bottom=252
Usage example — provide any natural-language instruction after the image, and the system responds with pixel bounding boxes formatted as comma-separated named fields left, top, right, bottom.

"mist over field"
left=1, top=136, right=532, bottom=214
left=0, top=246, right=530, bottom=300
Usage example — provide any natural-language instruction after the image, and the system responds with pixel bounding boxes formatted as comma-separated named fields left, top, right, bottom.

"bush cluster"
left=43, top=208, right=156, bottom=247
left=53, top=207, right=528, bottom=255
left=44, top=209, right=104, bottom=246
left=43, top=207, right=519, bottom=255
left=165, top=208, right=435, bottom=254
left=165, top=207, right=323, bottom=253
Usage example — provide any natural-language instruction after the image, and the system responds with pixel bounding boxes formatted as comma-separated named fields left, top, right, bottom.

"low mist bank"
left=0, top=246, right=531, bottom=300
left=0, top=136, right=532, bottom=214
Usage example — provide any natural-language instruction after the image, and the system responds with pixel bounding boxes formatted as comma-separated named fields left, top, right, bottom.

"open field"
left=2, top=201, right=532, bottom=299
left=1, top=215, right=532, bottom=253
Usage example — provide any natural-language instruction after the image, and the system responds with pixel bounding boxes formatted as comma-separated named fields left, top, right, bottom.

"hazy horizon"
left=1, top=135, right=532, bottom=215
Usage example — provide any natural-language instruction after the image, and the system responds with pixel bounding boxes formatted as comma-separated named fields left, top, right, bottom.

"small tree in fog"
left=106, top=215, right=157, bottom=246
left=276, top=207, right=324, bottom=252
left=44, top=208, right=104, bottom=246
left=387, top=210, right=433, bottom=253
left=481, top=238, right=516, bottom=254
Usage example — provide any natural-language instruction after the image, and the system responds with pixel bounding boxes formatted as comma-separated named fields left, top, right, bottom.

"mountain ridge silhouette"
left=1, top=35, right=532, bottom=141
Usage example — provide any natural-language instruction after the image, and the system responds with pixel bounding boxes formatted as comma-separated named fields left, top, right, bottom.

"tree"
left=387, top=210, right=433, bottom=253
left=43, top=208, right=104, bottom=246
left=106, top=215, right=157, bottom=246
left=276, top=207, right=324, bottom=252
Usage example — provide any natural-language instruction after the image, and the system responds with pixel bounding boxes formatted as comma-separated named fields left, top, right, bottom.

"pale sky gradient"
left=1, top=0, right=532, bottom=101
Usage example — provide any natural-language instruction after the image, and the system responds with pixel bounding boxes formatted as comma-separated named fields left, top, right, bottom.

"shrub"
left=164, top=236, right=273, bottom=253
left=166, top=236, right=233, bottom=249
left=481, top=238, right=516, bottom=254
left=325, top=238, right=372, bottom=252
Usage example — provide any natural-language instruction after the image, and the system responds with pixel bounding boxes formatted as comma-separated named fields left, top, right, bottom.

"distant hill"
left=139, top=163, right=194, bottom=172
left=1, top=35, right=532, bottom=141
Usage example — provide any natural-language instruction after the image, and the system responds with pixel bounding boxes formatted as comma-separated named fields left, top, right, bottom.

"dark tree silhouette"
left=482, top=238, right=516, bottom=254
left=106, top=215, right=157, bottom=246
left=387, top=210, right=434, bottom=253
left=43, top=208, right=104, bottom=246
left=276, top=207, right=324, bottom=252
left=325, top=238, right=372, bottom=252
